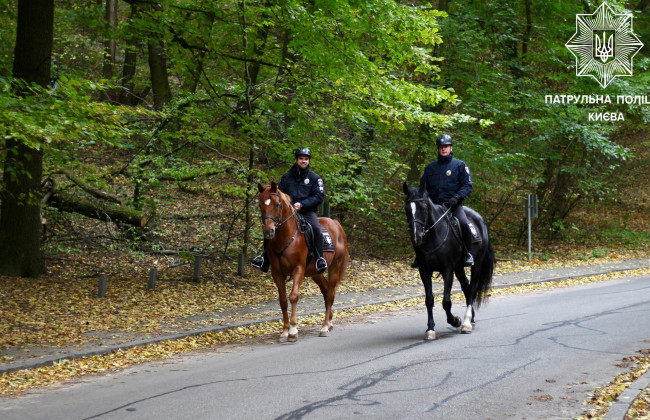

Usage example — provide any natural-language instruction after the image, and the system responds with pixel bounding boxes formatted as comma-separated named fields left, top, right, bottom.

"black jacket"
left=278, top=164, right=325, bottom=213
left=419, top=153, right=472, bottom=204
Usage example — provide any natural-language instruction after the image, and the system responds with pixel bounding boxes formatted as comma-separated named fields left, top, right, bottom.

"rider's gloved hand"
left=448, top=196, right=460, bottom=209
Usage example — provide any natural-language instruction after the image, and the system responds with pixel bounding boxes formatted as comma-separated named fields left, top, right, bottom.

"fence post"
left=237, top=253, right=246, bottom=277
left=193, top=256, right=202, bottom=282
left=148, top=268, right=157, bottom=290
left=98, top=274, right=107, bottom=298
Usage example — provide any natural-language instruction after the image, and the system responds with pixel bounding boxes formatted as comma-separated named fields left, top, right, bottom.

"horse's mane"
left=275, top=187, right=293, bottom=208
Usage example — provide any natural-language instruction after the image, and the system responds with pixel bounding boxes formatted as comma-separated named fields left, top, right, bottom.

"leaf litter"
left=1, top=247, right=649, bottom=417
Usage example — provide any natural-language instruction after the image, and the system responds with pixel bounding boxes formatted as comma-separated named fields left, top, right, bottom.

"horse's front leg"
left=455, top=267, right=474, bottom=333
left=419, top=266, right=436, bottom=340
left=442, top=268, right=462, bottom=329
left=287, top=266, right=306, bottom=342
left=272, top=272, right=290, bottom=341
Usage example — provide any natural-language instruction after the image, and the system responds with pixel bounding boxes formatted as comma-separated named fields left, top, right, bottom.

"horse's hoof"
left=319, top=330, right=329, bottom=337
left=425, top=330, right=436, bottom=340
left=452, top=317, right=462, bottom=328
left=461, top=324, right=473, bottom=334
left=288, top=333, right=298, bottom=342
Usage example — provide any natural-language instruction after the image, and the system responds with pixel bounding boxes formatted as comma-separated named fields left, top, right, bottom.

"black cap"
left=294, top=147, right=311, bottom=158
left=436, top=134, right=453, bottom=146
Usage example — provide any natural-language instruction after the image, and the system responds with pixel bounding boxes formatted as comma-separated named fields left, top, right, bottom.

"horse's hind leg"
left=312, top=272, right=334, bottom=337
left=455, top=268, right=474, bottom=333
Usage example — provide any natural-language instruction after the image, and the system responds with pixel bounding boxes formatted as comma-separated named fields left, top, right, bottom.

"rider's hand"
left=294, top=202, right=301, bottom=211
left=448, top=196, right=459, bottom=209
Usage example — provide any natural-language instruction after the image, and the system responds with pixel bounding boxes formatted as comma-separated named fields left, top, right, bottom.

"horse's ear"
left=257, top=183, right=265, bottom=193
left=418, top=184, right=427, bottom=197
left=270, top=181, right=277, bottom=192
left=403, top=182, right=410, bottom=196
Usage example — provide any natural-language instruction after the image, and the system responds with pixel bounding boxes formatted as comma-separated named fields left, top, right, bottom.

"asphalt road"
left=2, top=274, right=649, bottom=420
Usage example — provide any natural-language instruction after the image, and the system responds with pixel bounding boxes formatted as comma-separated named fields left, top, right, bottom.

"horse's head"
left=403, top=182, right=430, bottom=247
left=257, top=181, right=289, bottom=239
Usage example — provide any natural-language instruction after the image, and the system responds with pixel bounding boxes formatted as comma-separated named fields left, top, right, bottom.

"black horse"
left=403, top=183, right=494, bottom=340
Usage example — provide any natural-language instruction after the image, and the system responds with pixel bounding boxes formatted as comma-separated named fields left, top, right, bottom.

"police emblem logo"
left=465, top=166, right=470, bottom=174
left=446, top=170, right=451, bottom=176
left=304, top=179, right=310, bottom=184
left=565, top=2, right=643, bottom=88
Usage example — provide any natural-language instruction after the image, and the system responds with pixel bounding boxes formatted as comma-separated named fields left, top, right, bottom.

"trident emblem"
left=594, top=31, right=614, bottom=62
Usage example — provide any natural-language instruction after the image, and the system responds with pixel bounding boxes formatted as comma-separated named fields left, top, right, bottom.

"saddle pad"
left=467, top=222, right=482, bottom=243
left=321, top=227, right=335, bottom=252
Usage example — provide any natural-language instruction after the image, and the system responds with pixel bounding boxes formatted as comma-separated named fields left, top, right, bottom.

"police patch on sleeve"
left=318, top=178, right=324, bottom=193
left=465, top=166, right=470, bottom=174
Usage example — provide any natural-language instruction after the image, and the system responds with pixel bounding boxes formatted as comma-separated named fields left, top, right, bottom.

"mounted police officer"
left=417, top=134, right=474, bottom=266
left=252, top=147, right=328, bottom=273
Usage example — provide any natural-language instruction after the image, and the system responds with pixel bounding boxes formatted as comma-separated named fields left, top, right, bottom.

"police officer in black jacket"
left=252, top=147, right=328, bottom=273
left=417, top=134, right=474, bottom=266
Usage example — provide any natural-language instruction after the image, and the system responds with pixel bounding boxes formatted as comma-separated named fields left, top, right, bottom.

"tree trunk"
left=148, top=39, right=172, bottom=109
left=0, top=0, right=53, bottom=277
left=51, top=191, right=151, bottom=227
left=119, top=4, right=140, bottom=105
left=100, top=0, right=118, bottom=102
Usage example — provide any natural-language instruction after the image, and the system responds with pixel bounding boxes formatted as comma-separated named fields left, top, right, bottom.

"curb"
left=603, top=368, right=650, bottom=420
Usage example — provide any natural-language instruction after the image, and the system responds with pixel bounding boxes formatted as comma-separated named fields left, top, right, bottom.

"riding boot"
left=461, top=227, right=474, bottom=267
left=314, top=228, right=328, bottom=273
left=251, top=240, right=270, bottom=272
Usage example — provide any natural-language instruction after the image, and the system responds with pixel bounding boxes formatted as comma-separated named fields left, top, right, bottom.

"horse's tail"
left=474, top=240, right=495, bottom=308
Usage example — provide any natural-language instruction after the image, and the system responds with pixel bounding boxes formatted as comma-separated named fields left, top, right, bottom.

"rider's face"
left=296, top=155, right=310, bottom=169
left=438, top=145, right=452, bottom=157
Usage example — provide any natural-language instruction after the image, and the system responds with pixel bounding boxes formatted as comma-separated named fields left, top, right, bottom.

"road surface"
left=2, top=275, right=649, bottom=420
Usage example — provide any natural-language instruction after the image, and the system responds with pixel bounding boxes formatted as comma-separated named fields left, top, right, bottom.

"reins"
left=408, top=198, right=450, bottom=235
left=407, top=198, right=453, bottom=253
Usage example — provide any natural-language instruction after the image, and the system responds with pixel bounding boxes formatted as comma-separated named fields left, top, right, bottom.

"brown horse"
left=257, top=182, right=349, bottom=342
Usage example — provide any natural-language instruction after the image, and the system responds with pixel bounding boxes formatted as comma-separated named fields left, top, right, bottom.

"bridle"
left=406, top=196, right=455, bottom=254
left=263, top=192, right=298, bottom=228
left=407, top=197, right=451, bottom=236
left=261, top=191, right=301, bottom=278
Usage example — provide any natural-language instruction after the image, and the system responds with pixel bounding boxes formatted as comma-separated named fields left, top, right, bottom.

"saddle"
left=449, top=214, right=482, bottom=244
left=298, top=216, right=335, bottom=255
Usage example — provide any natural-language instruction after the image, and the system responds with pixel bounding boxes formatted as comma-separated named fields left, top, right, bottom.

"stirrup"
left=464, top=253, right=474, bottom=267
left=251, top=255, right=269, bottom=272
left=316, top=257, right=328, bottom=273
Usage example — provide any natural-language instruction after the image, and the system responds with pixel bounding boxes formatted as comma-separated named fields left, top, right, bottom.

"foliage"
left=0, top=0, right=648, bottom=267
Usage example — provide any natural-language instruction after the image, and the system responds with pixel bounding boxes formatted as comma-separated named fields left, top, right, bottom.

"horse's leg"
left=455, top=267, right=474, bottom=333
left=419, top=266, right=436, bottom=340
left=288, top=266, right=305, bottom=342
left=442, top=267, right=462, bottom=329
left=312, top=272, right=334, bottom=336
left=272, top=272, right=290, bottom=341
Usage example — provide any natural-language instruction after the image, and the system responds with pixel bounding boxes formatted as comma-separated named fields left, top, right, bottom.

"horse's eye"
left=275, top=202, right=281, bottom=208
